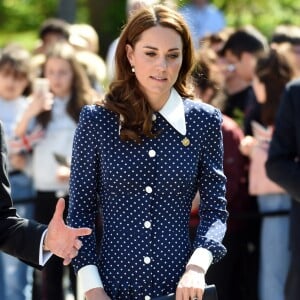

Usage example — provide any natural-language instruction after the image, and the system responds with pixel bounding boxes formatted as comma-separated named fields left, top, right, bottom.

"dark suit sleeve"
left=0, top=121, right=47, bottom=265
left=266, top=80, right=300, bottom=202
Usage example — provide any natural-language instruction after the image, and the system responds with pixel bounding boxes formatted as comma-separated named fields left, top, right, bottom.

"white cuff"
left=39, top=229, right=52, bottom=266
left=78, top=265, right=103, bottom=294
left=187, top=247, right=213, bottom=273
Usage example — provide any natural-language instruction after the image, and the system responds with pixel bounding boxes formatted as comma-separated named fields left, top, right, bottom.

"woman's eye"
left=145, top=52, right=156, bottom=57
left=168, top=53, right=179, bottom=59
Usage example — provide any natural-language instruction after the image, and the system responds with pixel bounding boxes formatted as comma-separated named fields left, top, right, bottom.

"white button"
left=145, top=296, right=151, bottom=300
left=144, top=221, right=151, bottom=228
left=148, top=150, right=156, bottom=157
left=145, top=186, right=152, bottom=193
left=144, top=256, right=151, bottom=264
left=152, top=114, right=157, bottom=121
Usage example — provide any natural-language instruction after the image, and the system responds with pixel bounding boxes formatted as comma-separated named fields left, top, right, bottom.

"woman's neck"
left=146, top=91, right=171, bottom=112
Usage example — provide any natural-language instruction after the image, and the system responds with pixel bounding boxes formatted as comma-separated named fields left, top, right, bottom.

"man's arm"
left=0, top=215, right=47, bottom=266
left=0, top=121, right=91, bottom=266
left=0, top=119, right=46, bottom=264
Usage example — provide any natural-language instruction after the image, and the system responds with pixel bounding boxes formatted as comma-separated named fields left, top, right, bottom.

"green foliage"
left=0, top=31, right=37, bottom=50
left=2, top=0, right=300, bottom=52
left=0, top=0, right=57, bottom=31
left=179, top=0, right=300, bottom=38
left=76, top=0, right=90, bottom=23
left=0, top=0, right=90, bottom=50
left=214, top=0, right=300, bottom=38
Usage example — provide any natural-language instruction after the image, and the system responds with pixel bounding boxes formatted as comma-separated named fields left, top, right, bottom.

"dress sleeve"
left=67, top=105, right=102, bottom=272
left=194, top=108, right=228, bottom=263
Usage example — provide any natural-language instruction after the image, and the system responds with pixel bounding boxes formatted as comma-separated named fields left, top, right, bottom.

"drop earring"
left=131, top=65, right=135, bottom=73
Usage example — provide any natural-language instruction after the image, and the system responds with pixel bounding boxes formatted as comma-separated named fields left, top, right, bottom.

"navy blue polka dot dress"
left=67, top=90, right=227, bottom=300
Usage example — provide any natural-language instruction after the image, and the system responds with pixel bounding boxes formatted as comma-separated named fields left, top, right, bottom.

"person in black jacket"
left=0, top=120, right=91, bottom=267
left=266, top=79, right=300, bottom=300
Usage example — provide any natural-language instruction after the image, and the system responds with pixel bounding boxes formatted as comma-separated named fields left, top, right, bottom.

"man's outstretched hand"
left=44, top=198, right=91, bottom=265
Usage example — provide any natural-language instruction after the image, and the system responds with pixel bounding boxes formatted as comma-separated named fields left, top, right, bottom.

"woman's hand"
left=239, top=135, right=257, bottom=156
left=9, top=153, right=27, bottom=170
left=27, top=91, right=54, bottom=117
left=176, top=265, right=205, bottom=300
left=85, top=287, right=111, bottom=300
left=56, top=165, right=70, bottom=182
left=14, top=92, right=54, bottom=137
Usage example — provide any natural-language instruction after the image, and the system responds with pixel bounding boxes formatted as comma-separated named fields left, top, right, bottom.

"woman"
left=68, top=5, right=227, bottom=300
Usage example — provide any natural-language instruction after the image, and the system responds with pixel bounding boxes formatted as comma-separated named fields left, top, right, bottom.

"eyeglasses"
left=225, top=64, right=236, bottom=72
left=292, top=46, right=300, bottom=55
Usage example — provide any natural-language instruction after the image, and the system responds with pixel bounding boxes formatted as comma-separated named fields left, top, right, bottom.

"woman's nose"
left=157, top=58, right=167, bottom=69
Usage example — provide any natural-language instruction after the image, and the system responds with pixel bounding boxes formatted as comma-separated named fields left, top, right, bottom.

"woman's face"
left=44, top=57, right=73, bottom=98
left=126, top=25, right=183, bottom=110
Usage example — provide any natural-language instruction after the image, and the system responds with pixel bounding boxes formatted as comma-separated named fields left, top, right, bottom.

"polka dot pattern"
left=67, top=99, right=228, bottom=300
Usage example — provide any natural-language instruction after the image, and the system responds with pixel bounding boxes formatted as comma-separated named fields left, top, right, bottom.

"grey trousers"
left=285, top=200, right=300, bottom=300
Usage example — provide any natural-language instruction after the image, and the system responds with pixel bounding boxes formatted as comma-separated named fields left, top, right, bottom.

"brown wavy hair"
left=102, top=4, right=195, bottom=143
left=36, top=42, right=94, bottom=128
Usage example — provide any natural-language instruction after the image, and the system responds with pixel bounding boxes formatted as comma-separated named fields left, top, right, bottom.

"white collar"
left=158, top=88, right=186, bottom=136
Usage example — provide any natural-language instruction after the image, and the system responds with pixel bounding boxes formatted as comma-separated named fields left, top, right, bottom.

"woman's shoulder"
left=80, top=103, right=116, bottom=123
left=184, top=98, right=222, bottom=119
left=78, top=104, right=118, bottom=136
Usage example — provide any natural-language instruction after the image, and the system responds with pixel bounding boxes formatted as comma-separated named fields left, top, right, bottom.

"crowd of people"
left=1, top=0, right=300, bottom=300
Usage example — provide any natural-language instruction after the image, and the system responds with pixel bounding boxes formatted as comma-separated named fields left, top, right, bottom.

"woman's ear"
left=126, top=44, right=134, bottom=65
